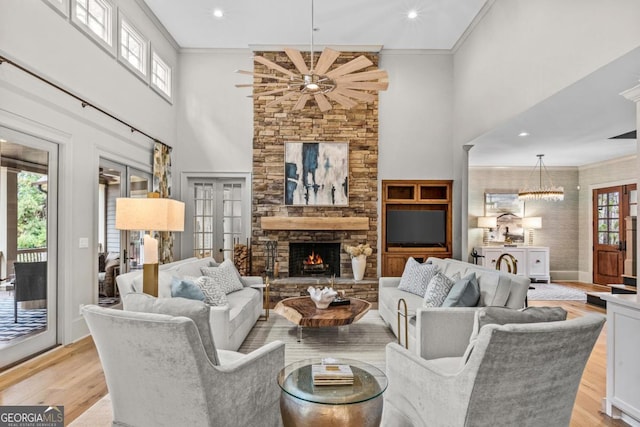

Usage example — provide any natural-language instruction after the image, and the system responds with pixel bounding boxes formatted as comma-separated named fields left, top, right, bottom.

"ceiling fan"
left=235, top=0, right=389, bottom=112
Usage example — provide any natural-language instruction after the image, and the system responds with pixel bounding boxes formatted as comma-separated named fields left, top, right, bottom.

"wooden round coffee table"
left=274, top=296, right=372, bottom=342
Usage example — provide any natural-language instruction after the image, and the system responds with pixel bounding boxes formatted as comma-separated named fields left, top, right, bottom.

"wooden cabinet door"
left=383, top=255, right=410, bottom=277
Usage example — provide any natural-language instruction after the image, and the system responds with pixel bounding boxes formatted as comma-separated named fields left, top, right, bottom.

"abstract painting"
left=284, top=142, right=348, bottom=206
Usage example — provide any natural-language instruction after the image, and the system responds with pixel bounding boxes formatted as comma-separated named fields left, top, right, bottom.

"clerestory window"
left=119, top=17, right=148, bottom=79
left=72, top=0, right=114, bottom=51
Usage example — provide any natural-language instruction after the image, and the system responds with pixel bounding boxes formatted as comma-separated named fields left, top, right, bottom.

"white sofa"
left=116, top=257, right=263, bottom=351
left=378, top=257, right=530, bottom=353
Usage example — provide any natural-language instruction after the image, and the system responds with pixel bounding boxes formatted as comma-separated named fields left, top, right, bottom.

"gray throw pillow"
left=189, top=276, right=229, bottom=306
left=171, top=277, right=206, bottom=301
left=442, top=272, right=480, bottom=307
left=397, top=257, right=440, bottom=297
left=423, top=272, right=459, bottom=307
left=200, top=259, right=244, bottom=294
left=123, top=293, right=220, bottom=365
left=461, top=306, right=568, bottom=364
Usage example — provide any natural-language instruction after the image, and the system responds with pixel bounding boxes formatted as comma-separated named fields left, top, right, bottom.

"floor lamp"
left=115, top=194, right=185, bottom=296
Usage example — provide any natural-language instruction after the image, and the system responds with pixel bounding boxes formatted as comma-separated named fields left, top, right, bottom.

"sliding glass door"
left=0, top=127, right=58, bottom=368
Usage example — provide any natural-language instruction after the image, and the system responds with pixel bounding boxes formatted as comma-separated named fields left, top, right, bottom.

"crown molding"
left=180, top=48, right=251, bottom=55
left=248, top=44, right=383, bottom=53
left=621, top=83, right=640, bottom=103
left=451, top=0, right=496, bottom=54
left=132, top=0, right=180, bottom=51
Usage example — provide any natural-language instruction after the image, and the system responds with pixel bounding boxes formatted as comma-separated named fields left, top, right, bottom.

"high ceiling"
left=142, top=0, right=487, bottom=50
left=143, top=0, right=638, bottom=167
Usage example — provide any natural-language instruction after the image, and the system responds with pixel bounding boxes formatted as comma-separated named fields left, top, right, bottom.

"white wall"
left=175, top=50, right=254, bottom=179
left=0, top=0, right=178, bottom=344
left=378, top=52, right=453, bottom=179
left=453, top=0, right=640, bottom=146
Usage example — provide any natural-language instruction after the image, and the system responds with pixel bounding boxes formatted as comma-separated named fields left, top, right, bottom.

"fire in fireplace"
left=289, top=242, right=341, bottom=277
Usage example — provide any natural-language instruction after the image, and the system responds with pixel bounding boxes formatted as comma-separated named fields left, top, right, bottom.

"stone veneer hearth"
left=251, top=51, right=379, bottom=280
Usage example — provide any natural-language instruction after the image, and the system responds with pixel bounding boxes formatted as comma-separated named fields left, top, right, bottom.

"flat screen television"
left=386, top=209, right=446, bottom=247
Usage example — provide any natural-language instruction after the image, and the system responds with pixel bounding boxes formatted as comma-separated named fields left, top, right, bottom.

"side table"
left=278, top=358, right=387, bottom=426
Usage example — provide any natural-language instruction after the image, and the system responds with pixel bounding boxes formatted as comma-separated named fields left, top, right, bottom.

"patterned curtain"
left=153, top=142, right=174, bottom=263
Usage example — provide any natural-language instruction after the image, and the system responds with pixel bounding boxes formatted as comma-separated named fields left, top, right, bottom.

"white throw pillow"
left=397, top=258, right=440, bottom=297
left=200, top=259, right=244, bottom=294
left=423, top=272, right=459, bottom=307
left=184, top=276, right=228, bottom=306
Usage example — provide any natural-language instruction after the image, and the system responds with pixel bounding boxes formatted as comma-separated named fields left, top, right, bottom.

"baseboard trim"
left=550, top=271, right=580, bottom=281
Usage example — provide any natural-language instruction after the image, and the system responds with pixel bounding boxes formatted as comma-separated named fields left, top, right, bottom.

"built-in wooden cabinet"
left=382, top=180, right=452, bottom=276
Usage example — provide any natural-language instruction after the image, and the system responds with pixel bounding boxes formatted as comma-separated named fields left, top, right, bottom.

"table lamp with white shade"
left=522, top=216, right=542, bottom=246
left=115, top=194, right=185, bottom=296
left=477, top=216, right=497, bottom=245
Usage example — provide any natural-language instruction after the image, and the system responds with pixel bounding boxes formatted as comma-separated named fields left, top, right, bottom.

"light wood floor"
left=0, top=282, right=629, bottom=426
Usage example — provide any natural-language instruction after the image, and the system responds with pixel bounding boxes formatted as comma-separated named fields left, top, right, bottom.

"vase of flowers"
left=344, top=243, right=372, bottom=281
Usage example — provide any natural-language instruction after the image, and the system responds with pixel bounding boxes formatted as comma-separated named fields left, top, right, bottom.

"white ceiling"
left=469, top=46, right=640, bottom=167
left=143, top=0, right=638, bottom=167
left=142, top=0, right=487, bottom=50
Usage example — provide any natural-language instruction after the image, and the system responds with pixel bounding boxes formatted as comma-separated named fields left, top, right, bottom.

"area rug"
left=0, top=296, right=47, bottom=341
left=527, top=283, right=587, bottom=301
left=70, top=310, right=395, bottom=426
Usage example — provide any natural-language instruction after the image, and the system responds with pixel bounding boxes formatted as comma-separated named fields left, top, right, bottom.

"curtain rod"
left=0, top=54, right=172, bottom=150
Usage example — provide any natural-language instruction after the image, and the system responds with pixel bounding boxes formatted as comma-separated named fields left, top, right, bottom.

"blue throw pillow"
left=442, top=272, right=480, bottom=307
left=171, top=277, right=206, bottom=301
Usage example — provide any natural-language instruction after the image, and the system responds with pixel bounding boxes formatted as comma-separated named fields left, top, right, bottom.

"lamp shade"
left=115, top=197, right=185, bottom=232
left=477, top=216, right=497, bottom=228
left=523, top=216, right=542, bottom=229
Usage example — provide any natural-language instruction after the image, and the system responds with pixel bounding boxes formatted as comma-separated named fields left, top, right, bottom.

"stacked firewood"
left=234, top=244, right=249, bottom=276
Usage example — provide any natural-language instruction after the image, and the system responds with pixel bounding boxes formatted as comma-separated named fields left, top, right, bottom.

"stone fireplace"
left=250, top=50, right=379, bottom=280
left=289, top=242, right=341, bottom=277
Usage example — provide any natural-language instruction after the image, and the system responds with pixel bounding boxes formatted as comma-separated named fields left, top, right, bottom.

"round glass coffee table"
left=277, top=358, right=387, bottom=426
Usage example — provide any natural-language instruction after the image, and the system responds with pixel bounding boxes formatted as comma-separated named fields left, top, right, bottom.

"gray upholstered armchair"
left=382, top=314, right=605, bottom=427
left=82, top=296, right=285, bottom=427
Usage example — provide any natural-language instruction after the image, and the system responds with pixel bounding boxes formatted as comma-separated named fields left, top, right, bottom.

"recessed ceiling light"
left=0, top=138, right=6, bottom=143
left=213, top=8, right=224, bottom=19
left=407, top=10, right=418, bottom=20
left=518, top=131, right=530, bottom=137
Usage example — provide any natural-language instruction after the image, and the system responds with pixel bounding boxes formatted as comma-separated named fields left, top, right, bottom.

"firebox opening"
left=289, top=242, right=341, bottom=277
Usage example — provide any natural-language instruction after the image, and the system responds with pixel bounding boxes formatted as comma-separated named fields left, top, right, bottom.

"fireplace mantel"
left=261, top=217, right=369, bottom=231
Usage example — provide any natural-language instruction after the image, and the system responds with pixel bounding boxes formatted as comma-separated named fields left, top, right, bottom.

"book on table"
left=312, top=364, right=354, bottom=386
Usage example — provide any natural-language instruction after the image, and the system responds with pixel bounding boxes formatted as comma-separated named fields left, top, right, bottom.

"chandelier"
left=518, top=154, right=564, bottom=201
left=235, top=0, right=388, bottom=111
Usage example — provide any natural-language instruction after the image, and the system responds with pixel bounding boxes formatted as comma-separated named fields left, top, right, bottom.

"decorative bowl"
left=308, top=286, right=338, bottom=309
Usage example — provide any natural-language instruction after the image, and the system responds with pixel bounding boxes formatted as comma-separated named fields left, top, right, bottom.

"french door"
left=593, top=184, right=637, bottom=285
left=0, top=127, right=58, bottom=368
left=98, top=159, right=151, bottom=300
left=184, top=177, right=248, bottom=262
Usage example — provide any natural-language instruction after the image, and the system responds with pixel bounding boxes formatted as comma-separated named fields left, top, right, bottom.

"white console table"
left=474, top=246, right=550, bottom=283
left=602, top=294, right=640, bottom=427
